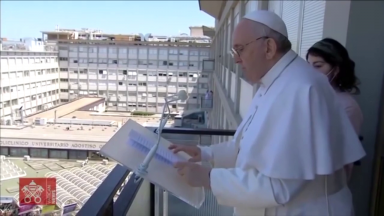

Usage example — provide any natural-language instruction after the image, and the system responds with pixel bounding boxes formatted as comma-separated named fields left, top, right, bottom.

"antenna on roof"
left=19, top=106, right=24, bottom=125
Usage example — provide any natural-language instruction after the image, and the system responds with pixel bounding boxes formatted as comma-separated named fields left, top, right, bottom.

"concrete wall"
left=342, top=2, right=384, bottom=215
left=207, top=0, right=384, bottom=215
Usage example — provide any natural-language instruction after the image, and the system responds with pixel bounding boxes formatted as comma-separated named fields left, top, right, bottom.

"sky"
left=0, top=1, right=214, bottom=39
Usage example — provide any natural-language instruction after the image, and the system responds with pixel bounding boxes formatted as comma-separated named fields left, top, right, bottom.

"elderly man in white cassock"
left=170, top=10, right=365, bottom=216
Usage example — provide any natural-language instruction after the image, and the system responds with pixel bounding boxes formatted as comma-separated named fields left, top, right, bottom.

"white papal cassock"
left=199, top=50, right=366, bottom=216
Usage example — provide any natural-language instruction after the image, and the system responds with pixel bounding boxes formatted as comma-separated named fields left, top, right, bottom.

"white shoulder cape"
left=240, top=57, right=366, bottom=180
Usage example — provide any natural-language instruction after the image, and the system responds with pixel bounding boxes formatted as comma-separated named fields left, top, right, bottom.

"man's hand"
left=174, top=162, right=212, bottom=189
left=168, top=144, right=202, bottom=162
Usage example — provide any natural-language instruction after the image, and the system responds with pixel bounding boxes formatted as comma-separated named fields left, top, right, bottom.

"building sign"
left=0, top=139, right=104, bottom=150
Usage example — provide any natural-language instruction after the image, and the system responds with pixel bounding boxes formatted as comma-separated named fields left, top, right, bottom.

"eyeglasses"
left=231, top=36, right=269, bottom=58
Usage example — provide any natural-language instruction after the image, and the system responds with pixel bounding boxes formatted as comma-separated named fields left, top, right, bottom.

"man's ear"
left=265, top=38, right=277, bottom=60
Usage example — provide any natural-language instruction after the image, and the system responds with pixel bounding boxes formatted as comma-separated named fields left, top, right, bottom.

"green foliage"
left=131, top=111, right=155, bottom=116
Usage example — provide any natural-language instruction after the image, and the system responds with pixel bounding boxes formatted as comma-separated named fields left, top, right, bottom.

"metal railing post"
left=163, top=190, right=169, bottom=216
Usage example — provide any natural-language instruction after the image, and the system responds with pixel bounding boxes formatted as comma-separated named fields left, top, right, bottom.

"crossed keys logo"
left=19, top=177, right=56, bottom=205
left=21, top=180, right=44, bottom=203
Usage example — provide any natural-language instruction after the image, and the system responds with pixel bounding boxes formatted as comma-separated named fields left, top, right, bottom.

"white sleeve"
left=210, top=168, right=307, bottom=208
left=199, top=140, right=238, bottom=168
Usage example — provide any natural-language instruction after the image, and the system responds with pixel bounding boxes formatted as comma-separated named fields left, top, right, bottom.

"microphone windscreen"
left=177, top=90, right=188, bottom=101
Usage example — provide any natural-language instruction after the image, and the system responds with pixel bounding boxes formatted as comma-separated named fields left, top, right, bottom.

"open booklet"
left=127, top=130, right=187, bottom=166
left=100, top=119, right=205, bottom=209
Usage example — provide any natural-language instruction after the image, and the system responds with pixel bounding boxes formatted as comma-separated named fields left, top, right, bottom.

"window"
left=118, top=82, right=123, bottom=85
left=69, top=150, right=87, bottom=159
left=0, top=147, right=8, bottom=155
left=9, top=148, right=28, bottom=157
left=139, top=48, right=147, bottom=54
left=159, top=49, right=168, bottom=55
left=119, top=48, right=127, bottom=54
left=89, top=59, right=97, bottom=63
left=190, top=50, right=199, bottom=56
left=49, top=150, right=68, bottom=159
left=179, top=61, right=188, bottom=66
left=169, top=49, right=178, bottom=55
left=189, top=62, right=198, bottom=67
left=99, top=59, right=108, bottom=64
left=30, top=149, right=48, bottom=158
left=149, top=48, right=157, bottom=55
left=179, top=49, right=188, bottom=55
left=200, top=51, right=209, bottom=56
left=129, top=49, right=137, bottom=54
left=59, top=57, right=68, bottom=61
left=109, top=48, right=117, bottom=54
left=79, top=58, right=87, bottom=63
left=99, top=47, right=107, bottom=53
left=79, top=47, right=87, bottom=52
left=120, top=60, right=128, bottom=65
left=89, top=47, right=98, bottom=53
left=60, top=68, right=68, bottom=71
left=148, top=60, right=157, bottom=66
left=129, top=60, right=138, bottom=65
left=109, top=60, right=118, bottom=64
left=138, top=60, right=148, bottom=65
left=69, top=47, right=77, bottom=52
left=60, top=79, right=68, bottom=82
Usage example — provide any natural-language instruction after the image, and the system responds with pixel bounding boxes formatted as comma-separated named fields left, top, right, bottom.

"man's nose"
left=233, top=55, right=242, bottom=64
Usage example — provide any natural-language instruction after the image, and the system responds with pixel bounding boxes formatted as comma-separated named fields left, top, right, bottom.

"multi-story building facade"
left=200, top=1, right=384, bottom=216
left=0, top=39, right=60, bottom=121
left=42, top=27, right=213, bottom=113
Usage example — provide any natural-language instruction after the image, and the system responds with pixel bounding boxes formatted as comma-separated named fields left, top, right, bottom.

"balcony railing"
left=77, top=127, right=363, bottom=216
left=200, top=98, right=213, bottom=109
left=77, top=127, right=235, bottom=216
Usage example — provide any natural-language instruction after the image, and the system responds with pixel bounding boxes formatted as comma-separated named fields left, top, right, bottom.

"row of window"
left=62, top=46, right=210, bottom=56
left=2, top=68, right=59, bottom=79
left=1, top=94, right=59, bottom=108
left=1, top=57, right=58, bottom=65
left=103, top=103, right=191, bottom=109
left=2, top=80, right=58, bottom=93
left=61, top=69, right=208, bottom=77
left=62, top=90, right=204, bottom=100
left=59, top=58, right=204, bottom=67
left=61, top=79, right=208, bottom=87
left=0, top=147, right=88, bottom=160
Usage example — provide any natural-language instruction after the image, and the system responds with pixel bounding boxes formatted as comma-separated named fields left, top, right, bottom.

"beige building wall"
left=206, top=0, right=384, bottom=215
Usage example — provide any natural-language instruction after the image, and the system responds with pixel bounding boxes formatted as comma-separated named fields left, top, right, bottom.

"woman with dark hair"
left=307, top=38, right=363, bottom=173
left=307, top=38, right=363, bottom=216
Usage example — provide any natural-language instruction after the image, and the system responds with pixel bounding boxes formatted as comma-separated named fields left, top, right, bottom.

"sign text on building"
left=0, top=139, right=104, bottom=150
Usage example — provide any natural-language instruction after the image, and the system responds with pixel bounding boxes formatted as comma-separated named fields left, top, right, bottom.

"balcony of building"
left=75, top=127, right=234, bottom=216
left=197, top=0, right=384, bottom=215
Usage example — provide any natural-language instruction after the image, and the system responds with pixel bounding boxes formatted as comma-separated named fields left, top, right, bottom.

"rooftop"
left=1, top=97, right=174, bottom=142
left=0, top=157, right=118, bottom=213
left=26, top=97, right=104, bottom=120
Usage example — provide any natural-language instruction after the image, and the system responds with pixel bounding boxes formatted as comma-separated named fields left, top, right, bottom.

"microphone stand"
left=134, top=95, right=175, bottom=182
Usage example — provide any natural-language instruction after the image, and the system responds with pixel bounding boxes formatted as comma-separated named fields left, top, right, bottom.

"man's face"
left=232, top=20, right=268, bottom=84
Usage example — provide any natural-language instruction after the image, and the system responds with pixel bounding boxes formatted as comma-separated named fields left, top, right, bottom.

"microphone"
left=164, top=90, right=188, bottom=103
left=134, top=90, right=188, bottom=182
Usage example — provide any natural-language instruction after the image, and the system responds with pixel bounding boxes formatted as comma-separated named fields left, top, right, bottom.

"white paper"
left=127, top=130, right=186, bottom=165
